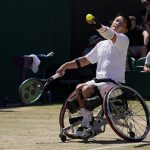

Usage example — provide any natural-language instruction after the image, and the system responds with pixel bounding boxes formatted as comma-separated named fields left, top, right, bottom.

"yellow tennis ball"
left=86, top=14, right=94, bottom=22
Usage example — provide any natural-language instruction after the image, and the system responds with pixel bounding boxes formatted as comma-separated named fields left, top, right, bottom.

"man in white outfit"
left=56, top=12, right=131, bottom=136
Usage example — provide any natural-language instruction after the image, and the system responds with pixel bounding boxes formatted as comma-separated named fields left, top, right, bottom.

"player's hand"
left=56, top=66, right=66, bottom=77
left=86, top=14, right=95, bottom=24
left=86, top=14, right=101, bottom=29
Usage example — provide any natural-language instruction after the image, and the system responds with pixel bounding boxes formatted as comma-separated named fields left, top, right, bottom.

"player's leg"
left=74, top=83, right=96, bottom=136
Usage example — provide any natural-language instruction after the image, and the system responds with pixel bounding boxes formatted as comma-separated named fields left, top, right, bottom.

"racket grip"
left=52, top=73, right=60, bottom=80
left=47, top=73, right=60, bottom=83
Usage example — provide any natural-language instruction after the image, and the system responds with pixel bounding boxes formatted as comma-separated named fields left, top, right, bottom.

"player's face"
left=111, top=16, right=128, bottom=33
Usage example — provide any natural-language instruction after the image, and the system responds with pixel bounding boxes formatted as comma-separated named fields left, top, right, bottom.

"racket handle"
left=46, top=73, right=60, bottom=83
left=51, top=73, right=60, bottom=80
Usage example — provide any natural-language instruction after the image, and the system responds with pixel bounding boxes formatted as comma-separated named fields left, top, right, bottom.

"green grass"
left=0, top=104, right=149, bottom=150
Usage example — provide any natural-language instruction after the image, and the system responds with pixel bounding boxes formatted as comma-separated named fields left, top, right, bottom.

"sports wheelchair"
left=59, top=84, right=150, bottom=142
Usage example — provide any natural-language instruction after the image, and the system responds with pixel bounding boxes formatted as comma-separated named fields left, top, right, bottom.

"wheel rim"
left=104, top=85, right=150, bottom=142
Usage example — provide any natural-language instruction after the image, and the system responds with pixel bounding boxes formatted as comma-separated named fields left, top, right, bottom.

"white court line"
left=88, top=142, right=148, bottom=150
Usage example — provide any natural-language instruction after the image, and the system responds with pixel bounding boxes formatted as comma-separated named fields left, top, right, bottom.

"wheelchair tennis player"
left=56, top=12, right=131, bottom=137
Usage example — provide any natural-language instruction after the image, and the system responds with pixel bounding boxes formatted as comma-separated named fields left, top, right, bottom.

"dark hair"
left=115, top=12, right=131, bottom=30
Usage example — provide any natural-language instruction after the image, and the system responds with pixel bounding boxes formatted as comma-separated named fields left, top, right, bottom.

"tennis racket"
left=19, top=73, right=60, bottom=104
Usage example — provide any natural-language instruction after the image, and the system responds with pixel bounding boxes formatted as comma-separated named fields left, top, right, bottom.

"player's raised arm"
left=86, top=14, right=116, bottom=43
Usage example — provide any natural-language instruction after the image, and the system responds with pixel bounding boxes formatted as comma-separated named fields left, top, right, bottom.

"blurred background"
left=0, top=0, right=147, bottom=105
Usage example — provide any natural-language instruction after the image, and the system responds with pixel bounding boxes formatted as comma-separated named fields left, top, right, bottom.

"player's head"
left=110, top=12, right=131, bottom=33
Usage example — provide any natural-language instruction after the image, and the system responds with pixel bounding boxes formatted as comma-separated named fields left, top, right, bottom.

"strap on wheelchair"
left=84, top=85, right=103, bottom=111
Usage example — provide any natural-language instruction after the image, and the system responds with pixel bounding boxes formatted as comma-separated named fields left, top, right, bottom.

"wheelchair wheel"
left=104, top=85, right=150, bottom=142
left=59, top=90, right=104, bottom=141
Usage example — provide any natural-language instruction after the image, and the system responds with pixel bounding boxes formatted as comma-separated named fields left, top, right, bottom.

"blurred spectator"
left=82, top=35, right=103, bottom=56
left=126, top=15, right=149, bottom=60
left=143, top=51, right=150, bottom=71
left=141, top=0, right=150, bottom=34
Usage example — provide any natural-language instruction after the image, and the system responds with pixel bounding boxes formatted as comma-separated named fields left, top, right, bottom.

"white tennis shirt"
left=85, top=32, right=129, bottom=83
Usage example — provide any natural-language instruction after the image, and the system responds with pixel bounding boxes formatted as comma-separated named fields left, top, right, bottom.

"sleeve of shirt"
left=114, top=33, right=129, bottom=52
left=85, top=44, right=98, bottom=64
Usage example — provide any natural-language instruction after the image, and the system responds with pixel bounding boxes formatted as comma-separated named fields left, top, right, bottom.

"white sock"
left=81, top=108, right=91, bottom=120
left=80, top=108, right=91, bottom=127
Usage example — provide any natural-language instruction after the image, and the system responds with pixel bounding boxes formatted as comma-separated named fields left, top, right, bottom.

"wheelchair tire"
left=104, top=85, right=150, bottom=142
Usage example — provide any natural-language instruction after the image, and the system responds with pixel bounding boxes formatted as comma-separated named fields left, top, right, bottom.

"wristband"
left=93, top=17, right=102, bottom=29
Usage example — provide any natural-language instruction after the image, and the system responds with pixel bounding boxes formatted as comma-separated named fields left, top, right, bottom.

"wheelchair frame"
left=59, top=85, right=150, bottom=142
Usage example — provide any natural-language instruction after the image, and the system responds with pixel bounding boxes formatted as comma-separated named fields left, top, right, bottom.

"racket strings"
left=20, top=80, right=43, bottom=102
left=19, top=74, right=60, bottom=104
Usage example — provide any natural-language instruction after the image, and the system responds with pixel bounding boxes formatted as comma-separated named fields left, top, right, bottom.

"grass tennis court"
left=0, top=102, right=150, bottom=150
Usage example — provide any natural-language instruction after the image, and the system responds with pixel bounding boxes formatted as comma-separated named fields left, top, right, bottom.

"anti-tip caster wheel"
left=59, top=134, right=67, bottom=142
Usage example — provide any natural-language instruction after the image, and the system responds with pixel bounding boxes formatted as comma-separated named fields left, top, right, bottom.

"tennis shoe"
left=74, top=126, right=88, bottom=137
left=74, top=118, right=90, bottom=137
left=92, top=119, right=101, bottom=133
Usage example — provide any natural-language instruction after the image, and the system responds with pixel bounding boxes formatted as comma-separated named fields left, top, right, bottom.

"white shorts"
left=85, top=79, right=117, bottom=98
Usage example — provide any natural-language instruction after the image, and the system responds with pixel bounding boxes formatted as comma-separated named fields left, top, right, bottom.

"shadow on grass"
left=134, top=141, right=150, bottom=148
left=63, top=138, right=126, bottom=144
